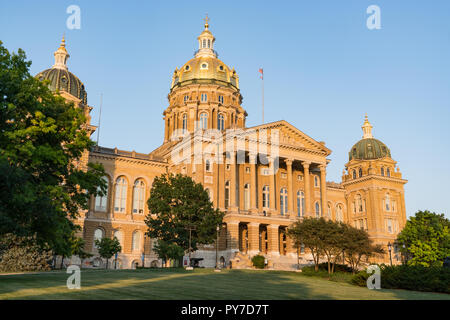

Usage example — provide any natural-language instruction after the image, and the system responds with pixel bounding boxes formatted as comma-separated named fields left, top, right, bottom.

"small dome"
left=36, top=68, right=87, bottom=104
left=349, top=138, right=391, bottom=161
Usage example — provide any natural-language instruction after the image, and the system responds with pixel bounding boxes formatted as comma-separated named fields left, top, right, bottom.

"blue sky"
left=1, top=1, right=449, bottom=218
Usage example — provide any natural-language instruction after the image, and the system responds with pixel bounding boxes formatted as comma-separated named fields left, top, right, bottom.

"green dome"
left=349, top=138, right=391, bottom=161
left=36, top=68, right=87, bottom=104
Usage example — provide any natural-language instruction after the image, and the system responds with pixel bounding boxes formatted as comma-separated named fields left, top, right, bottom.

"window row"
left=93, top=228, right=144, bottom=252
left=94, top=176, right=148, bottom=214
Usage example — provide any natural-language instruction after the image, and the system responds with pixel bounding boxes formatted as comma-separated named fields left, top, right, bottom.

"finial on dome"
left=204, top=14, right=210, bottom=30
left=53, top=34, right=70, bottom=70
left=362, top=113, right=373, bottom=139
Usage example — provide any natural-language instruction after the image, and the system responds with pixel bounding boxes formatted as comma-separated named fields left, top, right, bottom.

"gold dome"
left=170, top=16, right=239, bottom=91
left=171, top=56, right=239, bottom=90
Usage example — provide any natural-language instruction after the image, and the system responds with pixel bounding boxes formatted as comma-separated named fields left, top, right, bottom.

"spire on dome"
left=362, top=113, right=373, bottom=139
left=52, top=34, right=70, bottom=70
left=195, top=15, right=217, bottom=58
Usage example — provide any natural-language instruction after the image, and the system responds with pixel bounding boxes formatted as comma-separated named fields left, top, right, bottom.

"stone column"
left=320, top=164, right=328, bottom=219
left=229, top=152, right=238, bottom=211
left=249, top=153, right=258, bottom=213
left=227, top=222, right=239, bottom=252
left=269, top=157, right=276, bottom=214
left=303, top=161, right=312, bottom=216
left=267, top=224, right=280, bottom=256
left=248, top=222, right=260, bottom=255
left=285, top=158, right=294, bottom=216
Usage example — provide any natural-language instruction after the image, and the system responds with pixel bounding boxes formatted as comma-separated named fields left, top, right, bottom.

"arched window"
left=359, top=168, right=363, bottom=178
left=387, top=168, right=391, bottom=177
left=205, top=188, right=213, bottom=202
left=202, top=39, right=206, bottom=48
left=327, top=203, right=332, bottom=218
left=352, top=170, right=356, bottom=179
left=132, top=230, right=141, bottom=252
left=132, top=179, right=145, bottom=214
left=199, top=112, right=208, bottom=129
left=262, top=186, right=270, bottom=208
left=224, top=181, right=230, bottom=209
left=95, top=176, right=109, bottom=212
left=314, top=176, right=319, bottom=187
left=93, top=228, right=104, bottom=249
left=315, top=202, right=321, bottom=217
left=280, top=188, right=288, bottom=216
left=336, top=204, right=343, bottom=222
left=244, top=184, right=250, bottom=210
left=381, top=167, right=385, bottom=176
left=182, top=114, right=187, bottom=133
left=297, top=191, right=305, bottom=217
left=356, top=194, right=363, bottom=213
left=207, top=39, right=211, bottom=48
left=114, top=177, right=127, bottom=213
left=113, top=230, right=123, bottom=252
left=205, top=159, right=211, bottom=172
left=217, top=114, right=224, bottom=131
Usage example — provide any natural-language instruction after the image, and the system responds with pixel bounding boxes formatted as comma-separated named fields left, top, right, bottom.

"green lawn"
left=0, top=268, right=448, bottom=300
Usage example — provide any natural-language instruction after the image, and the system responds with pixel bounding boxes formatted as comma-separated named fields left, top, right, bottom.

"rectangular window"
left=297, top=175, right=303, bottom=181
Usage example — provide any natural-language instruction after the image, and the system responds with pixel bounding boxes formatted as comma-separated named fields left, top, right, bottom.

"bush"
left=0, top=234, right=52, bottom=272
left=317, top=262, right=353, bottom=273
left=251, top=255, right=265, bottom=269
left=351, top=264, right=450, bottom=293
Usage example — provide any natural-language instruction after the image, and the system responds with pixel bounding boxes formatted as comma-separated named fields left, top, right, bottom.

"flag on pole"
left=259, top=68, right=264, bottom=80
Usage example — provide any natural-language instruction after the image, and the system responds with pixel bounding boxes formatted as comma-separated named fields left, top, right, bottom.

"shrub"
left=351, top=264, right=450, bottom=293
left=251, top=255, right=265, bottom=269
left=0, top=234, right=52, bottom=272
left=317, top=262, right=353, bottom=273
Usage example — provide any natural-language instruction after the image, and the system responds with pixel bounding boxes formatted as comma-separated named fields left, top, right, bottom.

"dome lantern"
left=195, top=14, right=217, bottom=58
left=362, top=113, right=373, bottom=139
left=52, top=35, right=70, bottom=70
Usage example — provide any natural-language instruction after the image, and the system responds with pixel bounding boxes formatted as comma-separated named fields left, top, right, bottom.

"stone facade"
left=37, top=21, right=407, bottom=270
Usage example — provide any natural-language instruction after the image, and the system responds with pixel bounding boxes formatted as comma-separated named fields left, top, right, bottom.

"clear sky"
left=1, top=0, right=449, bottom=218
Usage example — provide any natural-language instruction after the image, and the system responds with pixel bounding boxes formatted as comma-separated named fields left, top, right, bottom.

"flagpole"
left=260, top=68, right=264, bottom=124
left=96, top=93, right=103, bottom=148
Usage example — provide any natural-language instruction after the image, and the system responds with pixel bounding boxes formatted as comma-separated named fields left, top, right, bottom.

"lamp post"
left=388, top=242, right=393, bottom=266
left=215, top=225, right=220, bottom=271
left=402, top=243, right=406, bottom=265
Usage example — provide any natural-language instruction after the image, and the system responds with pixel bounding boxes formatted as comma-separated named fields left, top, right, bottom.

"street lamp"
left=402, top=243, right=406, bottom=265
left=215, top=225, right=220, bottom=271
left=387, top=242, right=393, bottom=266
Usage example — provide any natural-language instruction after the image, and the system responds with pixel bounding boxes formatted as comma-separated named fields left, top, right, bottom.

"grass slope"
left=0, top=268, right=448, bottom=300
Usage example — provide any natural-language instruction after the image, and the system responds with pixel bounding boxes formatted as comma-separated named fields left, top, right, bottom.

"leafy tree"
left=71, top=237, right=92, bottom=268
left=153, top=240, right=184, bottom=267
left=342, top=224, right=384, bottom=273
left=145, top=174, right=224, bottom=253
left=0, top=41, right=106, bottom=249
left=396, top=210, right=450, bottom=267
left=94, top=237, right=121, bottom=269
left=320, top=220, right=347, bottom=274
left=287, top=217, right=327, bottom=272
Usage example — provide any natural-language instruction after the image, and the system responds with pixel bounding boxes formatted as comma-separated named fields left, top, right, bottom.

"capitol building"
left=36, top=19, right=408, bottom=269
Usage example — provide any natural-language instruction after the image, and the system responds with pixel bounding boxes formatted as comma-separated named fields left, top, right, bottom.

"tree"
left=396, top=210, right=450, bottom=267
left=320, top=220, right=347, bottom=274
left=94, top=237, right=121, bottom=269
left=287, top=217, right=327, bottom=272
left=342, top=224, right=384, bottom=273
left=0, top=41, right=106, bottom=249
left=153, top=240, right=185, bottom=268
left=145, top=174, right=224, bottom=253
left=71, top=237, right=92, bottom=268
